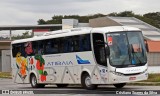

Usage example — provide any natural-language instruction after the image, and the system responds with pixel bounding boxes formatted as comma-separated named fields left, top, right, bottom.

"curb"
left=128, top=82, right=160, bottom=86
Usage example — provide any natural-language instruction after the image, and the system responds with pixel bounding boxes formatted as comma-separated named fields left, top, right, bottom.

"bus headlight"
left=140, top=68, right=148, bottom=74
left=110, top=71, right=124, bottom=76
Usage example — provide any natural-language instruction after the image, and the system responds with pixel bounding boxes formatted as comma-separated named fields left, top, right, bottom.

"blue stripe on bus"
left=76, top=55, right=90, bottom=64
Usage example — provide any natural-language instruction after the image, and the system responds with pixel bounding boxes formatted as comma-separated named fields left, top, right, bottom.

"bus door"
left=92, top=33, right=108, bottom=83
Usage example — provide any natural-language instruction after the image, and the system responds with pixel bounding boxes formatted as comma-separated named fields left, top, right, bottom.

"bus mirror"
left=105, top=44, right=110, bottom=56
left=144, top=41, right=149, bottom=52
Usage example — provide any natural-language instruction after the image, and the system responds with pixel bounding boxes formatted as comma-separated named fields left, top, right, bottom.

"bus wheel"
left=81, top=73, right=97, bottom=90
left=113, top=83, right=126, bottom=88
left=30, top=74, right=38, bottom=88
left=30, top=74, right=45, bottom=88
left=56, top=84, right=68, bottom=88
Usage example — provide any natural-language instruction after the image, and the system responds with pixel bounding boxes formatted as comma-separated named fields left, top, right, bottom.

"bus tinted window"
left=79, top=34, right=91, bottom=51
left=12, top=34, right=91, bottom=57
left=12, top=43, right=26, bottom=57
left=38, top=40, right=45, bottom=54
left=73, top=36, right=80, bottom=52
left=24, top=42, right=34, bottom=56
left=93, top=33, right=107, bottom=66
left=45, top=39, right=58, bottom=54
left=65, top=37, right=74, bottom=52
left=32, top=41, right=38, bottom=55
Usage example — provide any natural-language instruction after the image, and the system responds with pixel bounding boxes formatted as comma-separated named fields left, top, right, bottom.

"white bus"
left=11, top=26, right=148, bottom=90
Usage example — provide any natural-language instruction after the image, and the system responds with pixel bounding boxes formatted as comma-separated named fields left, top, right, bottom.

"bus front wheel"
left=81, top=73, right=97, bottom=90
left=30, top=74, right=45, bottom=88
left=113, top=83, right=126, bottom=88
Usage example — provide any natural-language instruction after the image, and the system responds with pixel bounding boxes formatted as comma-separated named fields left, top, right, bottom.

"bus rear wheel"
left=30, top=74, right=45, bottom=88
left=113, top=83, right=126, bottom=88
left=56, top=84, right=68, bottom=88
left=81, top=73, right=97, bottom=90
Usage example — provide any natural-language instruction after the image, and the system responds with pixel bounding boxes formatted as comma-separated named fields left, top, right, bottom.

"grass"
left=0, top=72, right=12, bottom=79
left=142, top=74, right=160, bottom=82
left=128, top=74, right=160, bottom=86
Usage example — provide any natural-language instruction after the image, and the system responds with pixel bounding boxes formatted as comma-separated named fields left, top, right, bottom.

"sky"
left=0, top=0, right=159, bottom=36
left=0, top=0, right=159, bottom=25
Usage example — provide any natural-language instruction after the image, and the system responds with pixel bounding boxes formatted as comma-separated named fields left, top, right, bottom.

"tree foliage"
left=38, top=19, right=46, bottom=24
left=37, top=11, right=160, bottom=29
left=38, top=13, right=106, bottom=24
left=12, top=31, right=33, bottom=40
left=108, top=11, right=135, bottom=17
left=143, top=12, right=160, bottom=28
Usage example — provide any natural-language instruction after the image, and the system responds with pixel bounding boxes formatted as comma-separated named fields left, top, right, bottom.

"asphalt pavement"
left=0, top=78, right=160, bottom=96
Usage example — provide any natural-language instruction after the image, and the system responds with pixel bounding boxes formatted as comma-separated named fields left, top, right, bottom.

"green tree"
left=143, top=12, right=160, bottom=28
left=38, top=19, right=46, bottom=25
left=117, top=11, right=135, bottom=17
left=37, top=11, right=160, bottom=29
left=108, top=12, right=118, bottom=16
left=12, top=31, right=32, bottom=40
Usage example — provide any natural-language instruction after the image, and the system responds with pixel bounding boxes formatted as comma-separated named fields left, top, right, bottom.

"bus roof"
left=91, top=26, right=140, bottom=33
left=11, top=26, right=141, bottom=44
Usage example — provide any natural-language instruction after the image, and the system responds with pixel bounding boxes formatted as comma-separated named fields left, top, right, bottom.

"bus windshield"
left=106, top=32, right=147, bottom=68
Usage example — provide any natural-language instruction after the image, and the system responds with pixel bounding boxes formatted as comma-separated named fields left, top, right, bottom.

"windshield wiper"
left=132, top=53, right=142, bottom=64
left=129, top=44, right=142, bottom=64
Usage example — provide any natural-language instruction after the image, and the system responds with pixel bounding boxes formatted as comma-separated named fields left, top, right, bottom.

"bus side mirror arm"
left=145, top=42, right=149, bottom=52
left=105, top=43, right=110, bottom=56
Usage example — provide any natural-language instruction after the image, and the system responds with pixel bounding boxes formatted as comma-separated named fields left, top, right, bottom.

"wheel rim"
left=31, top=76, right=37, bottom=86
left=85, top=76, right=91, bottom=87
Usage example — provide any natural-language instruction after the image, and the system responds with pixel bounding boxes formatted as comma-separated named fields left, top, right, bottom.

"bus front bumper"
left=109, top=71, right=148, bottom=84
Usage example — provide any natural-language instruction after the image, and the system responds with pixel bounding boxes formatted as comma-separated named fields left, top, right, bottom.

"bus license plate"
left=129, top=77, right=136, bottom=80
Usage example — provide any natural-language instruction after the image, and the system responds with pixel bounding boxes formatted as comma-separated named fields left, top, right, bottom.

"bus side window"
left=32, top=41, right=39, bottom=55
left=37, top=40, right=44, bottom=54
left=12, top=44, right=20, bottom=57
left=24, top=42, right=34, bottom=56
left=65, top=37, right=74, bottom=52
left=84, top=34, right=91, bottom=51
left=79, top=34, right=91, bottom=52
left=93, top=33, right=107, bottom=66
left=12, top=43, right=26, bottom=57
left=45, top=40, right=51, bottom=54
left=70, top=37, right=74, bottom=52
left=63, top=37, right=67, bottom=53
left=58, top=38, right=66, bottom=53
left=73, top=36, right=80, bottom=52
left=45, top=39, right=58, bottom=54
left=12, top=45, right=16, bottom=57
left=21, top=43, right=26, bottom=57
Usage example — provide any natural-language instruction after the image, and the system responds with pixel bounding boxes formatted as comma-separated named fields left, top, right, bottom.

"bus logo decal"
left=76, top=55, right=90, bottom=64
left=47, top=61, right=73, bottom=66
